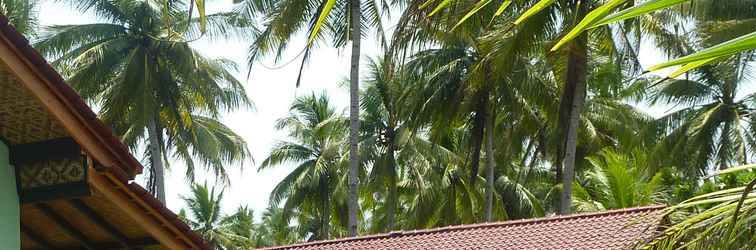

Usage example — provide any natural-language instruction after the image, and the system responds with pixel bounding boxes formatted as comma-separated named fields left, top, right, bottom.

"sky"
left=36, top=1, right=690, bottom=217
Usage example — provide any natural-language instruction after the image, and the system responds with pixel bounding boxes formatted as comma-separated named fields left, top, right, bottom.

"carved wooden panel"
left=11, top=138, right=90, bottom=203
left=17, top=158, right=86, bottom=189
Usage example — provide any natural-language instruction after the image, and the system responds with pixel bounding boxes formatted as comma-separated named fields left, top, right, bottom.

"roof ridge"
left=258, top=204, right=666, bottom=250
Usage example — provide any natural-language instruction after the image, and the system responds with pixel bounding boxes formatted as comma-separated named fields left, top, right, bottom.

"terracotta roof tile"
left=261, top=205, right=666, bottom=250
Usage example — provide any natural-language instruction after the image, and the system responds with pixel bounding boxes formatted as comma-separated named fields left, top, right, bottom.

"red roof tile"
left=261, top=205, right=666, bottom=250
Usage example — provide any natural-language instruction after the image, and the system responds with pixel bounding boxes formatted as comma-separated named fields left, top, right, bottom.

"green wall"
left=0, top=141, right=19, bottom=249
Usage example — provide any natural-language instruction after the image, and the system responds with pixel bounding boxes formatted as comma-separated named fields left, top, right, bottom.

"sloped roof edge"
left=261, top=205, right=667, bottom=250
left=0, top=15, right=142, bottom=178
left=0, top=14, right=211, bottom=250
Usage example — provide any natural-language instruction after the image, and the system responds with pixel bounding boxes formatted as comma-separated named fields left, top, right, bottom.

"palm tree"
left=0, top=0, right=38, bottom=36
left=250, top=206, right=300, bottom=248
left=646, top=1, right=756, bottom=175
left=361, top=57, right=409, bottom=231
left=236, top=0, right=393, bottom=235
left=400, top=126, right=507, bottom=228
left=399, top=27, right=513, bottom=221
left=260, top=92, right=348, bottom=240
left=572, top=149, right=665, bottom=212
left=34, top=0, right=251, bottom=203
left=361, top=57, right=464, bottom=231
left=181, top=183, right=253, bottom=249
left=650, top=59, right=756, bottom=174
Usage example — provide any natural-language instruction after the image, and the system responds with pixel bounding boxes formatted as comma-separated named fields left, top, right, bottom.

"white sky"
left=36, top=1, right=702, bottom=217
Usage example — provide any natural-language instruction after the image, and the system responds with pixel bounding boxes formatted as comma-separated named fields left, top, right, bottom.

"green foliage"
left=34, top=0, right=251, bottom=185
left=260, top=92, right=350, bottom=240
left=574, top=149, right=664, bottom=212
left=23, top=0, right=756, bottom=249
left=0, top=0, right=38, bottom=36
left=182, top=183, right=254, bottom=249
left=644, top=166, right=756, bottom=250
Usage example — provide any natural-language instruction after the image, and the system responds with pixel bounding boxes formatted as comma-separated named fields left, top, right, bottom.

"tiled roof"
left=261, top=205, right=666, bottom=250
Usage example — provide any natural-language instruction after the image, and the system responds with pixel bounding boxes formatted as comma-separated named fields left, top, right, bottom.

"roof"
left=0, top=15, right=211, bottom=250
left=262, top=205, right=666, bottom=250
left=0, top=15, right=141, bottom=178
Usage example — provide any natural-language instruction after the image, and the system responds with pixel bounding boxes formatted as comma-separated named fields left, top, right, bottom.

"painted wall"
left=0, top=141, right=19, bottom=249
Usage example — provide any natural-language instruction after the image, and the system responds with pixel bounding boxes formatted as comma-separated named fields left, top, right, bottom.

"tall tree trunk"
left=320, top=176, right=331, bottom=240
left=469, top=93, right=488, bottom=185
left=558, top=31, right=588, bottom=215
left=484, top=110, right=496, bottom=222
left=147, top=117, right=166, bottom=204
left=385, top=126, right=398, bottom=231
left=347, top=0, right=362, bottom=237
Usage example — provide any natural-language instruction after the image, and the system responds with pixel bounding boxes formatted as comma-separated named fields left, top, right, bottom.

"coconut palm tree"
left=650, top=58, right=756, bottom=175
left=181, top=183, right=253, bottom=249
left=572, top=149, right=665, bottom=212
left=260, top=92, right=348, bottom=240
left=236, top=0, right=396, bottom=234
left=360, top=57, right=413, bottom=231
left=400, top=29, right=513, bottom=221
left=0, top=0, right=38, bottom=36
left=644, top=0, right=756, bottom=176
left=250, top=206, right=300, bottom=248
left=400, top=127, right=474, bottom=228
left=361, top=57, right=466, bottom=231
left=34, top=0, right=251, bottom=203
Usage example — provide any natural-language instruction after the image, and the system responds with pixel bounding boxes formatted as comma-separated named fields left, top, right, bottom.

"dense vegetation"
left=6, top=0, right=755, bottom=249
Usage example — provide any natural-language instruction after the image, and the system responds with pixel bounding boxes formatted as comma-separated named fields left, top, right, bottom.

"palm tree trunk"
left=386, top=126, right=398, bottom=231
left=484, top=110, right=496, bottom=222
left=347, top=0, right=362, bottom=237
left=558, top=32, right=588, bottom=215
left=469, top=94, right=488, bottom=185
left=147, top=116, right=167, bottom=204
left=320, top=176, right=331, bottom=240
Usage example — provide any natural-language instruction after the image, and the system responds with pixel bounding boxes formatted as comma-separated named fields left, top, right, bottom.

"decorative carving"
left=18, top=158, right=86, bottom=189
left=10, top=138, right=90, bottom=203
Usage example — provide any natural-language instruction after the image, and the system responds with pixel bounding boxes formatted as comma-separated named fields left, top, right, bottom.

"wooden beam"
left=19, top=183, right=90, bottom=204
left=88, top=169, right=195, bottom=249
left=10, top=137, right=80, bottom=165
left=67, top=199, right=133, bottom=249
left=0, top=25, right=139, bottom=178
left=20, top=223, right=55, bottom=250
left=61, top=237, right=159, bottom=250
left=35, top=203, right=95, bottom=250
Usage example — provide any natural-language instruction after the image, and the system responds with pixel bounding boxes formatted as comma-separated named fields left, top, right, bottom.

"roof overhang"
left=0, top=15, right=210, bottom=250
left=0, top=16, right=142, bottom=179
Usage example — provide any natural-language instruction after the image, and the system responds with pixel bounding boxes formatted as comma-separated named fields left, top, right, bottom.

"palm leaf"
left=590, top=0, right=690, bottom=28
left=550, top=0, right=628, bottom=51
left=426, top=0, right=452, bottom=16
left=513, top=0, right=554, bottom=25
left=649, top=31, right=756, bottom=71
left=194, top=0, right=207, bottom=33
left=493, top=0, right=512, bottom=17
left=309, top=0, right=338, bottom=44
left=665, top=57, right=719, bottom=79
left=451, top=0, right=492, bottom=31
left=710, top=164, right=756, bottom=177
